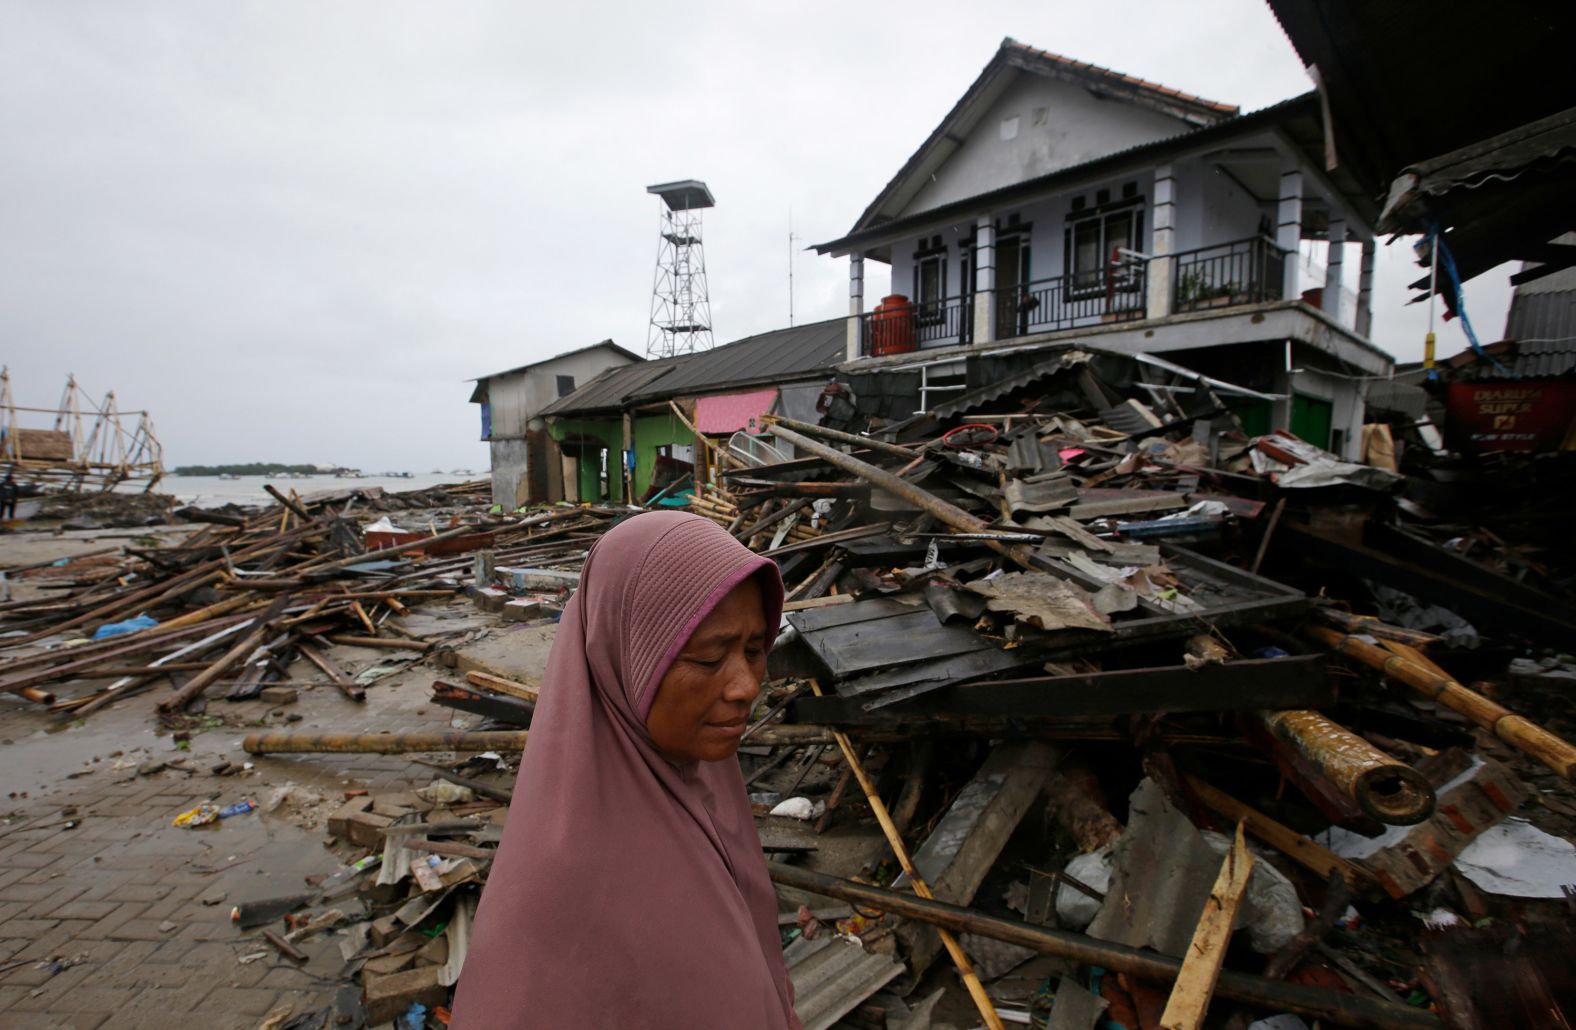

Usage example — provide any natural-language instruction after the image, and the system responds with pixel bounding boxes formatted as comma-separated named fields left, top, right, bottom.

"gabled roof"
left=816, top=93, right=1328, bottom=258
left=467, top=340, right=642, bottom=385
left=838, top=38, right=1238, bottom=241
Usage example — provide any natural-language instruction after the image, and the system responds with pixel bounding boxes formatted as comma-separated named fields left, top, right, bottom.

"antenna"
left=645, top=180, right=716, bottom=358
left=788, top=212, right=798, bottom=328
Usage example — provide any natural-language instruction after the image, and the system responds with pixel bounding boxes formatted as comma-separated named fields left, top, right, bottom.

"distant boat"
left=450, top=468, right=474, bottom=477
left=382, top=471, right=414, bottom=479
left=218, top=473, right=242, bottom=481
left=335, top=469, right=364, bottom=479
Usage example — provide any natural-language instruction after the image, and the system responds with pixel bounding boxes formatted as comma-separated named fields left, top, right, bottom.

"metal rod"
left=765, top=863, right=1440, bottom=1030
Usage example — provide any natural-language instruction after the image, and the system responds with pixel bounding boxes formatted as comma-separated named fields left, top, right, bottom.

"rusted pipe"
left=243, top=730, right=529, bottom=754
left=1255, top=709, right=1434, bottom=825
left=1186, top=635, right=1434, bottom=825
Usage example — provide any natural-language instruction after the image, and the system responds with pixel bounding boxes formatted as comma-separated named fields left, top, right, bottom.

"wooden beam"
left=1158, top=824, right=1255, bottom=1030
left=1185, top=775, right=1366, bottom=887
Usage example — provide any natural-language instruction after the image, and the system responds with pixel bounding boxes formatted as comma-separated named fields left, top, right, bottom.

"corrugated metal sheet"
left=694, top=388, right=778, bottom=434
left=926, top=354, right=1082, bottom=420
left=627, top=318, right=845, bottom=400
left=785, top=934, right=904, bottom=1030
left=539, top=360, right=678, bottom=417
left=1503, top=290, right=1576, bottom=380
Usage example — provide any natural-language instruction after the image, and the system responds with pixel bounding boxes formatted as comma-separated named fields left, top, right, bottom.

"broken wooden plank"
left=1157, top=824, right=1254, bottom=1030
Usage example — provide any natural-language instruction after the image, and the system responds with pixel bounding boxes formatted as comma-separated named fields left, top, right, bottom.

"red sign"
left=1444, top=382, right=1576, bottom=453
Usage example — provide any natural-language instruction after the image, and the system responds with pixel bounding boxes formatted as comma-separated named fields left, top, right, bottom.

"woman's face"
left=646, top=576, right=768, bottom=764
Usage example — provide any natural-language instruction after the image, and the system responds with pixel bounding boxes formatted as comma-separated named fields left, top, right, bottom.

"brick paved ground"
left=0, top=599, right=546, bottom=1029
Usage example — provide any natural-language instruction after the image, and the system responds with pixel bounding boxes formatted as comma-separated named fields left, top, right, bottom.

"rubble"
left=5, top=351, right=1575, bottom=1027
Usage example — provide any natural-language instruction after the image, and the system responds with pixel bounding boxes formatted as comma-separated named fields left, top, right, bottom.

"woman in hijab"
left=451, top=511, right=801, bottom=1030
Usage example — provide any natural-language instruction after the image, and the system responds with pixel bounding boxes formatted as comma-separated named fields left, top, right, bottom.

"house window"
left=912, top=236, right=947, bottom=325
left=556, top=375, right=576, bottom=398
left=1065, top=200, right=1144, bottom=297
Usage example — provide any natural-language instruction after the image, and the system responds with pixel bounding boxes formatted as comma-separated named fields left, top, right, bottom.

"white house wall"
left=904, top=73, right=1194, bottom=216
left=486, top=372, right=533, bottom=440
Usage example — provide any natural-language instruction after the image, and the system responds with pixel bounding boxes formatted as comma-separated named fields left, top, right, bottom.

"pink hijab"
left=451, top=511, right=799, bottom=1030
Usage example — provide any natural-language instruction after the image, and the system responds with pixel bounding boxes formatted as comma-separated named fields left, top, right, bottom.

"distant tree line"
left=173, top=463, right=321, bottom=476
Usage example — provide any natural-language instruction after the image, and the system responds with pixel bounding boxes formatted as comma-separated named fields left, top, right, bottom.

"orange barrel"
left=870, top=295, right=916, bottom=356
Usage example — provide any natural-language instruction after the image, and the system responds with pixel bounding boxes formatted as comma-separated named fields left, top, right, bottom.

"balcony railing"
left=1003, top=261, right=1147, bottom=337
left=856, top=237, right=1288, bottom=357
left=1172, top=236, right=1286, bottom=313
left=860, top=295, right=970, bottom=356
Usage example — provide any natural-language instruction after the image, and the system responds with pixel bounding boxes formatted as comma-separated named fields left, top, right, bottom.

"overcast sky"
left=0, top=1, right=1514, bottom=472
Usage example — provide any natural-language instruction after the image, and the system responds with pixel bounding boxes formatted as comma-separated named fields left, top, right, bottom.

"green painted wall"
left=549, top=409, right=701, bottom=503
left=631, top=412, right=696, bottom=499
left=1291, top=394, right=1334, bottom=450
left=548, top=417, right=624, bottom=502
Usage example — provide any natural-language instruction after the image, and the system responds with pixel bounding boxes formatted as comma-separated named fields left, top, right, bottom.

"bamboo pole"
left=1185, top=775, right=1366, bottom=887
left=243, top=730, right=528, bottom=754
left=807, top=680, right=1005, bottom=1030
left=765, top=863, right=1441, bottom=1030
left=1312, top=608, right=1440, bottom=647
left=297, top=644, right=365, bottom=703
left=1307, top=625, right=1576, bottom=779
left=667, top=400, right=741, bottom=470
left=327, top=635, right=431, bottom=652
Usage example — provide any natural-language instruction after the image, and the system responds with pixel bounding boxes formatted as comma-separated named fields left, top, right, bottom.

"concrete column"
left=1147, top=163, right=1176, bottom=319
left=1323, top=218, right=1346, bottom=322
left=1356, top=239, right=1376, bottom=338
left=1277, top=167, right=1303, bottom=301
left=972, top=217, right=996, bottom=345
left=845, top=254, right=865, bottom=362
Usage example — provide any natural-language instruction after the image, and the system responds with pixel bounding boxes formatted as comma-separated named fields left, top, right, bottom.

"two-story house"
left=468, top=340, right=641, bottom=509
left=814, top=39, right=1394, bottom=455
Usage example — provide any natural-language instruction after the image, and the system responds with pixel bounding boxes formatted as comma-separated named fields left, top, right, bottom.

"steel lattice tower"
left=646, top=180, right=715, bottom=358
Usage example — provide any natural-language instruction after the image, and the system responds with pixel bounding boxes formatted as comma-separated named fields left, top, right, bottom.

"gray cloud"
left=0, top=0, right=1512, bottom=470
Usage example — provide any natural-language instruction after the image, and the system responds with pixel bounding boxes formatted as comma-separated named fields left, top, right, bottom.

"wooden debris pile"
left=684, top=352, right=1576, bottom=1028
left=0, top=487, right=621, bottom=719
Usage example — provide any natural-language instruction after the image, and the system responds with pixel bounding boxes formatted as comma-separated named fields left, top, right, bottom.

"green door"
left=1291, top=394, right=1333, bottom=449
left=1230, top=399, right=1273, bottom=438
